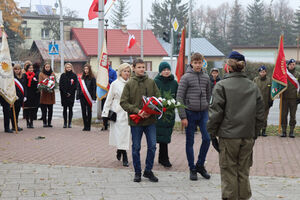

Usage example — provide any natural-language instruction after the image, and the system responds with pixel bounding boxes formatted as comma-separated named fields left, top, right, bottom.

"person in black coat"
left=23, top=61, right=39, bottom=128
left=59, top=63, right=78, bottom=128
left=10, top=64, right=24, bottom=131
left=76, top=63, right=96, bottom=131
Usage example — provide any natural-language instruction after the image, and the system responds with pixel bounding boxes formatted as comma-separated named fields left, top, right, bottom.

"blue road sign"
left=49, top=44, right=59, bottom=55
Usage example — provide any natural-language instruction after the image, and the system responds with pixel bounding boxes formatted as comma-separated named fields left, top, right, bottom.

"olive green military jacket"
left=283, top=69, right=300, bottom=99
left=253, top=76, right=272, bottom=110
left=120, top=73, right=160, bottom=126
left=207, top=72, right=265, bottom=139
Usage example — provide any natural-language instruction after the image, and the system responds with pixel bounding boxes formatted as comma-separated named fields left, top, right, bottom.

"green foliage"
left=110, top=0, right=129, bottom=29
left=148, top=0, right=188, bottom=38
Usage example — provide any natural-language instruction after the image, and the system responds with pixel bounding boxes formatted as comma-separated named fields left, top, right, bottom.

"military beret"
left=287, top=59, right=296, bottom=65
left=258, top=65, right=266, bottom=72
left=228, top=51, right=245, bottom=62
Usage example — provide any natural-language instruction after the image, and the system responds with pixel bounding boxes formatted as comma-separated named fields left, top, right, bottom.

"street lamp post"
left=105, top=19, right=108, bottom=45
left=58, top=0, right=64, bottom=73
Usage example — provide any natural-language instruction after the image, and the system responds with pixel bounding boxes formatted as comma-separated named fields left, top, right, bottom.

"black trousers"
left=0, top=96, right=10, bottom=131
left=63, top=105, right=73, bottom=124
left=80, top=98, right=92, bottom=129
left=101, top=98, right=108, bottom=128
left=158, top=143, right=169, bottom=162
left=41, top=104, right=53, bottom=125
left=10, top=103, right=21, bottom=129
left=24, top=108, right=35, bottom=124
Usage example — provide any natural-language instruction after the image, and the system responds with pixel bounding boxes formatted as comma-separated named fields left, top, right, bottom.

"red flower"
left=163, top=107, right=167, bottom=112
left=153, top=100, right=158, bottom=105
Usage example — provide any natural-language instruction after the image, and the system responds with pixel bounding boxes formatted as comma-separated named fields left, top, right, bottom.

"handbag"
left=108, top=110, right=117, bottom=122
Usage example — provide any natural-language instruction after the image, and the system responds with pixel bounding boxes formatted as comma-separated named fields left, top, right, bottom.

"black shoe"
left=116, top=150, right=122, bottom=161
left=133, top=172, right=141, bottom=182
left=122, top=151, right=129, bottom=167
left=190, top=169, right=198, bottom=181
left=29, top=122, right=34, bottom=129
left=68, top=124, right=72, bottom=128
left=82, top=128, right=87, bottom=131
left=196, top=165, right=211, bottom=179
left=159, top=159, right=172, bottom=168
left=281, top=131, right=287, bottom=137
left=48, top=124, right=53, bottom=128
left=63, top=123, right=67, bottom=128
left=143, top=170, right=158, bottom=182
left=43, top=124, right=48, bottom=128
left=5, top=129, right=13, bottom=133
left=289, top=130, right=295, bottom=138
left=262, top=129, right=267, bottom=137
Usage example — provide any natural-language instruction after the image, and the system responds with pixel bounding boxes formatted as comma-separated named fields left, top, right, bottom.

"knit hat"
left=258, top=65, right=266, bottom=72
left=287, top=59, right=296, bottom=65
left=159, top=62, right=171, bottom=73
left=228, top=51, right=245, bottom=62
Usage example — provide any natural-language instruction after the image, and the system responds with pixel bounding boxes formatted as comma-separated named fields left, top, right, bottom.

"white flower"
left=176, top=102, right=181, bottom=106
left=171, top=99, right=176, bottom=104
left=162, top=98, right=166, bottom=101
left=158, top=97, right=163, bottom=101
left=167, top=100, right=171, bottom=105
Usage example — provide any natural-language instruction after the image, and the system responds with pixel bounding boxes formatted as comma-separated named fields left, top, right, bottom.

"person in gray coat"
left=177, top=53, right=212, bottom=181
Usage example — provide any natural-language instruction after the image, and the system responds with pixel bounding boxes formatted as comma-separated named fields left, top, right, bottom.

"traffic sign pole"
left=51, top=54, right=54, bottom=71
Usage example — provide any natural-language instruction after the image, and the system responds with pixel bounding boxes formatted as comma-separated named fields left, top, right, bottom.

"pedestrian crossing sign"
left=49, top=44, right=59, bottom=55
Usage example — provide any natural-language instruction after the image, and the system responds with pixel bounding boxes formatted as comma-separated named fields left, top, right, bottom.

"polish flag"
left=124, top=34, right=136, bottom=52
left=88, top=0, right=108, bottom=20
left=287, top=70, right=300, bottom=92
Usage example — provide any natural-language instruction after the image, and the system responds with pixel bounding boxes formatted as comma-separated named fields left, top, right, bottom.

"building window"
left=22, top=28, right=31, bottom=38
left=145, top=61, right=152, bottom=71
left=41, top=29, right=50, bottom=39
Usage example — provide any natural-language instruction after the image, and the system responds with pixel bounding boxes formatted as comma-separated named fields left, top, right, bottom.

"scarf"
left=25, top=71, right=35, bottom=87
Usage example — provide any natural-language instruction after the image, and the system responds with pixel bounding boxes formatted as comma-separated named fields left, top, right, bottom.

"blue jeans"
left=131, top=124, right=157, bottom=173
left=185, top=109, right=210, bottom=170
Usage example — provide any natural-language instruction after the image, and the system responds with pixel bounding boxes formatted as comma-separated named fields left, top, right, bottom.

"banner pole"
left=278, top=94, right=282, bottom=134
left=12, top=104, right=18, bottom=134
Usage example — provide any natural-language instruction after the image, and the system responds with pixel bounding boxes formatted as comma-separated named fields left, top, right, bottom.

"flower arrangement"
left=130, top=96, right=165, bottom=124
left=158, top=91, right=185, bottom=120
left=37, top=76, right=56, bottom=93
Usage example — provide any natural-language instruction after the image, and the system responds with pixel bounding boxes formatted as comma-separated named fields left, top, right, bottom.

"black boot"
left=133, top=172, right=141, bottom=182
left=196, top=164, right=211, bottom=179
left=29, top=120, right=34, bottom=128
left=143, top=170, right=158, bottom=182
left=68, top=122, right=72, bottom=128
left=158, top=143, right=172, bottom=168
left=289, top=128, right=295, bottom=138
left=261, top=129, right=267, bottom=137
left=116, top=150, right=122, bottom=161
left=281, top=129, right=287, bottom=137
left=63, top=121, right=67, bottom=128
left=26, top=119, right=30, bottom=128
left=189, top=169, right=198, bottom=181
left=122, top=150, right=129, bottom=167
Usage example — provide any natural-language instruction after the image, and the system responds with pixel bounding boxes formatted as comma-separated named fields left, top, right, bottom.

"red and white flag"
left=124, top=34, right=136, bottom=52
left=287, top=70, right=300, bottom=93
left=88, top=0, right=108, bottom=20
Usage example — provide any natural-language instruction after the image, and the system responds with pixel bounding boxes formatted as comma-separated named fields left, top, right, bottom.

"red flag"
left=271, top=35, right=288, bottom=99
left=88, top=0, right=108, bottom=20
left=176, top=28, right=186, bottom=82
left=124, top=34, right=136, bottom=52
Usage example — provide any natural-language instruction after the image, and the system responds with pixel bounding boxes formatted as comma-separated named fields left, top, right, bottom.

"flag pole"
left=12, top=104, right=18, bottom=134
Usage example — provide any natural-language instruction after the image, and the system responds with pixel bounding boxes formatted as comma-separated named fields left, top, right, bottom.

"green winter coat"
left=253, top=76, right=272, bottom=110
left=207, top=72, right=265, bottom=139
left=283, top=69, right=300, bottom=99
left=154, top=74, right=178, bottom=143
left=120, top=73, right=160, bottom=126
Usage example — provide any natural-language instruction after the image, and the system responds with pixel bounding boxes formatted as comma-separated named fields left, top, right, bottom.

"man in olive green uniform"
left=253, top=66, right=273, bottom=137
left=207, top=51, right=265, bottom=200
left=281, top=59, right=300, bottom=138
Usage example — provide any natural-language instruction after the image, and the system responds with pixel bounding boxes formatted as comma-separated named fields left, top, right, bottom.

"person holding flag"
left=281, top=59, right=300, bottom=138
left=76, top=64, right=96, bottom=131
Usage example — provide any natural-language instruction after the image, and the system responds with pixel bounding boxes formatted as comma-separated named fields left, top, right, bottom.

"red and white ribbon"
left=287, top=70, right=300, bottom=93
left=78, top=76, right=93, bottom=107
left=14, top=78, right=24, bottom=96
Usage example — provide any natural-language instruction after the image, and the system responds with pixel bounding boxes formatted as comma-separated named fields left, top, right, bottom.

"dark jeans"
left=0, top=96, right=10, bottom=130
left=63, top=105, right=73, bottom=124
left=41, top=104, right=53, bottom=125
left=131, top=124, right=157, bottom=173
left=80, top=98, right=92, bottom=129
left=185, top=109, right=210, bottom=170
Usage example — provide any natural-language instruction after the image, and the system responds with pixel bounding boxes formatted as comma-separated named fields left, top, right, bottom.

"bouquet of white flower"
left=158, top=91, right=185, bottom=119
left=37, top=76, right=56, bottom=93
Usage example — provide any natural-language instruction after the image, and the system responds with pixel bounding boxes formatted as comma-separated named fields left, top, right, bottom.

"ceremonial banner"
left=0, top=29, right=17, bottom=104
left=271, top=35, right=287, bottom=100
left=176, top=28, right=186, bottom=82
left=96, top=38, right=109, bottom=100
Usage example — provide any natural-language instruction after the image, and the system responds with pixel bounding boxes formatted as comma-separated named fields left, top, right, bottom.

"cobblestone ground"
left=0, top=119, right=300, bottom=199
left=0, top=162, right=299, bottom=200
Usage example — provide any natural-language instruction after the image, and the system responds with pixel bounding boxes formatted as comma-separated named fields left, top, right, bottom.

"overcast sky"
left=17, top=0, right=300, bottom=29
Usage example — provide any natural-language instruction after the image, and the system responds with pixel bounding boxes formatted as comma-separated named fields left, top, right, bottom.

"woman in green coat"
left=154, top=62, right=178, bottom=168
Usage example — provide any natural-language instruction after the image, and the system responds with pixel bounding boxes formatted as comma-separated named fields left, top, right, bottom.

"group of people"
left=1, top=51, right=299, bottom=200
